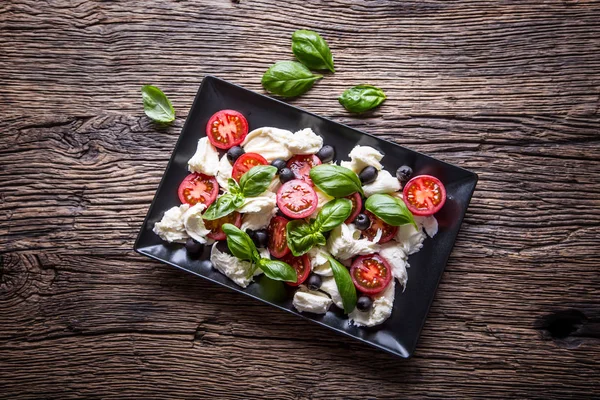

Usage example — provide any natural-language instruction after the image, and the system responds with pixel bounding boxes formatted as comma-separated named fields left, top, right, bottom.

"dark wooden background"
left=1, top=0, right=599, bottom=398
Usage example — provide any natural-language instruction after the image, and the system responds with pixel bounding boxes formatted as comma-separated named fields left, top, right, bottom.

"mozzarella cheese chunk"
left=210, top=244, right=267, bottom=288
left=292, top=286, right=332, bottom=314
left=308, top=246, right=333, bottom=276
left=242, top=127, right=294, bottom=162
left=340, top=145, right=384, bottom=173
left=188, top=137, right=220, bottom=176
left=153, top=204, right=190, bottom=243
left=327, top=223, right=381, bottom=260
left=238, top=192, right=277, bottom=214
left=349, top=280, right=395, bottom=327
left=216, top=155, right=233, bottom=189
left=415, top=215, right=439, bottom=238
left=241, top=205, right=278, bottom=231
left=288, top=128, right=324, bottom=155
left=379, top=241, right=408, bottom=288
left=362, top=170, right=401, bottom=197
left=395, top=223, right=426, bottom=255
left=319, top=276, right=344, bottom=309
left=181, top=203, right=210, bottom=243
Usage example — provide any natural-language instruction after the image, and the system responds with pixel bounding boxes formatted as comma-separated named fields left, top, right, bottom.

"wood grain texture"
left=1, top=0, right=599, bottom=398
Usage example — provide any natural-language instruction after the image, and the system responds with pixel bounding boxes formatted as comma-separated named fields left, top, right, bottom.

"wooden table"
left=1, top=1, right=599, bottom=398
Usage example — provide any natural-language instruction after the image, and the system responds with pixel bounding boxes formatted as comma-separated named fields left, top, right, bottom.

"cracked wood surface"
left=1, top=0, right=599, bottom=398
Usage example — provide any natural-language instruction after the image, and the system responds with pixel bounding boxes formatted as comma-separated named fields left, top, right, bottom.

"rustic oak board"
left=1, top=0, right=599, bottom=398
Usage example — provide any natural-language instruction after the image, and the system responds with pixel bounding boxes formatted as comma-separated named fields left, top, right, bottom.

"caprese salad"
left=153, top=109, right=446, bottom=327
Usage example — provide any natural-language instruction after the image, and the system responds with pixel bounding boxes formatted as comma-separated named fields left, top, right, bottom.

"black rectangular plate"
left=134, top=76, right=478, bottom=359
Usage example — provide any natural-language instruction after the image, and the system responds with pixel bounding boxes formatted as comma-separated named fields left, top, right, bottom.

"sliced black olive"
left=271, top=158, right=287, bottom=172
left=185, top=238, right=204, bottom=258
left=253, top=229, right=268, bottom=248
left=227, top=146, right=245, bottom=163
left=359, top=166, right=378, bottom=185
left=307, top=274, right=323, bottom=291
left=396, top=165, right=413, bottom=186
left=279, top=167, right=295, bottom=183
left=316, top=145, right=335, bottom=163
left=356, top=296, right=373, bottom=311
left=353, top=213, right=371, bottom=231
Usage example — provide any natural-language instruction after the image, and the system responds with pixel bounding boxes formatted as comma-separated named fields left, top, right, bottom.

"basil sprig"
left=327, top=255, right=357, bottom=314
left=141, top=85, right=175, bottom=123
left=291, top=30, right=335, bottom=73
left=261, top=61, right=323, bottom=98
left=309, top=164, right=363, bottom=198
left=203, top=166, right=277, bottom=221
left=222, top=224, right=297, bottom=283
left=286, top=198, right=352, bottom=256
left=338, top=85, right=386, bottom=113
left=365, top=194, right=417, bottom=229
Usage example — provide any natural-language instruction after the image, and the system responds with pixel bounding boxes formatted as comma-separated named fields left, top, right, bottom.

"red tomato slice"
left=402, top=175, right=446, bottom=216
left=206, top=109, right=249, bottom=150
left=286, top=154, right=321, bottom=185
left=204, top=212, right=242, bottom=241
left=362, top=211, right=398, bottom=244
left=268, top=216, right=290, bottom=258
left=281, top=253, right=310, bottom=287
left=231, top=153, right=268, bottom=181
left=351, top=254, right=392, bottom=295
left=345, top=192, right=363, bottom=224
left=177, top=173, right=219, bottom=207
left=276, top=179, right=318, bottom=219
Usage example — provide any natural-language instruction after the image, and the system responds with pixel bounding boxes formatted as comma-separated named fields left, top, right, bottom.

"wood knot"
left=535, top=309, right=597, bottom=349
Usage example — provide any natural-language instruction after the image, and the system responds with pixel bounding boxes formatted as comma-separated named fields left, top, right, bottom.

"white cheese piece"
left=216, top=155, right=233, bottom=190
left=238, top=192, right=277, bottom=214
left=362, top=170, right=401, bottom=197
left=395, top=223, right=426, bottom=255
left=379, top=241, right=408, bottom=289
left=288, top=128, right=324, bottom=155
left=349, top=280, right=395, bottom=327
left=319, top=276, right=344, bottom=309
left=181, top=203, right=210, bottom=243
left=242, top=127, right=294, bottom=162
left=415, top=215, right=439, bottom=238
left=187, top=137, right=220, bottom=176
left=308, top=187, right=334, bottom=219
left=153, top=204, right=190, bottom=243
left=241, top=205, right=278, bottom=231
left=292, top=286, right=332, bottom=314
left=308, top=246, right=333, bottom=276
left=327, top=223, right=381, bottom=260
left=340, top=145, right=384, bottom=173
left=209, top=244, right=266, bottom=288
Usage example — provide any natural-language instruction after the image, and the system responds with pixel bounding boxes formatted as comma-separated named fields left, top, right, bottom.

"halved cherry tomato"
left=204, top=212, right=242, bottom=241
left=231, top=152, right=268, bottom=181
left=177, top=173, right=219, bottom=207
left=350, top=254, right=392, bottom=295
left=286, top=154, right=321, bottom=185
left=402, top=174, right=446, bottom=216
left=268, top=216, right=290, bottom=258
left=281, top=253, right=310, bottom=286
left=362, top=211, right=398, bottom=244
left=206, top=109, right=249, bottom=150
left=345, top=192, right=363, bottom=224
left=276, top=179, right=318, bottom=219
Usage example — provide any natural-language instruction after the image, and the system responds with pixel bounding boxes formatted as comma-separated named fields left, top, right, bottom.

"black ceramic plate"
left=134, top=76, right=477, bottom=359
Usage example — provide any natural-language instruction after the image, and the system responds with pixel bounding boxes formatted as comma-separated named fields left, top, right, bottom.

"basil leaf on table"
left=286, top=220, right=326, bottom=257
left=257, top=258, right=298, bottom=283
left=202, top=193, right=243, bottom=221
left=239, top=165, right=278, bottom=197
left=365, top=193, right=417, bottom=229
left=309, top=164, right=364, bottom=197
left=261, top=61, right=323, bottom=98
left=141, top=85, right=175, bottom=123
left=313, top=198, right=352, bottom=232
left=291, top=29, right=335, bottom=73
left=327, top=255, right=357, bottom=314
left=338, top=85, right=386, bottom=113
left=222, top=223, right=260, bottom=263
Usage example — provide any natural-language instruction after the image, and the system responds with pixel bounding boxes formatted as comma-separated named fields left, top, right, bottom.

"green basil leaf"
left=291, top=29, right=335, bottom=73
left=338, top=85, right=386, bottom=113
left=365, top=193, right=417, bottom=229
left=314, top=198, right=352, bottom=232
left=222, top=223, right=259, bottom=263
left=203, top=194, right=239, bottom=221
left=261, top=61, right=323, bottom=98
left=258, top=258, right=298, bottom=283
left=228, top=178, right=242, bottom=197
left=286, top=220, right=324, bottom=256
left=326, top=255, right=357, bottom=314
left=309, top=164, right=363, bottom=197
left=239, top=165, right=278, bottom=197
left=141, top=85, right=175, bottom=123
